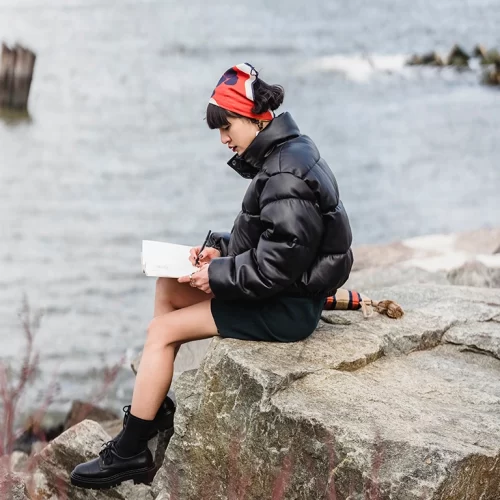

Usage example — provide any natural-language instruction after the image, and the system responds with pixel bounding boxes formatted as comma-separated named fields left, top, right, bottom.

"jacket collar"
left=227, top=112, right=301, bottom=179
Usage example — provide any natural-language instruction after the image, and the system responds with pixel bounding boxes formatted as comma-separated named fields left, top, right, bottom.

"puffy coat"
left=207, top=112, right=353, bottom=300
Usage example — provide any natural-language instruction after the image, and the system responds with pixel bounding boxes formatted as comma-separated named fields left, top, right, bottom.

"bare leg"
left=69, top=283, right=220, bottom=488
left=154, top=277, right=213, bottom=316
left=131, top=299, right=219, bottom=420
left=153, top=277, right=213, bottom=359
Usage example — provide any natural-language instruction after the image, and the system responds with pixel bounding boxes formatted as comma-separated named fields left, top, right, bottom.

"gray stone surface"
left=352, top=227, right=500, bottom=272
left=345, top=265, right=448, bottom=291
left=0, top=470, right=30, bottom=500
left=443, top=321, right=500, bottom=359
left=29, top=419, right=153, bottom=499
left=10, top=451, right=29, bottom=473
left=447, top=260, right=500, bottom=288
left=64, top=400, right=120, bottom=431
left=152, top=284, right=500, bottom=500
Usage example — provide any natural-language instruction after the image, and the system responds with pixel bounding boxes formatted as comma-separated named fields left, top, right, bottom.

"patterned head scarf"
left=209, top=63, right=274, bottom=121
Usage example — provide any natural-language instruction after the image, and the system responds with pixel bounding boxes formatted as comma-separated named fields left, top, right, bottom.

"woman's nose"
left=220, top=130, right=229, bottom=144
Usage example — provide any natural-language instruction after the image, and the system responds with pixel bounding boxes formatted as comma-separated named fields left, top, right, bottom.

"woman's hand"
left=189, top=246, right=221, bottom=267
left=178, top=264, right=212, bottom=294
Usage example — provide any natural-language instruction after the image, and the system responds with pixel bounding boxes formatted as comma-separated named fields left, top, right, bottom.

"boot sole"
left=70, top=465, right=157, bottom=489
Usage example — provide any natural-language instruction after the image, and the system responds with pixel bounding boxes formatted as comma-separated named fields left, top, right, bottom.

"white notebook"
left=141, top=240, right=199, bottom=278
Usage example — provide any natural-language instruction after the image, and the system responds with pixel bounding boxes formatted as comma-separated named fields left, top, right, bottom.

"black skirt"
left=211, top=295, right=325, bottom=343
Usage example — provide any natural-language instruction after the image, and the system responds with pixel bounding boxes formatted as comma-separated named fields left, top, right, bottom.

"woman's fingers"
left=189, top=246, right=202, bottom=265
left=198, top=248, right=221, bottom=264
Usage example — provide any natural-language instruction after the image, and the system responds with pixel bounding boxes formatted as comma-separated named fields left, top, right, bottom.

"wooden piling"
left=0, top=43, right=36, bottom=110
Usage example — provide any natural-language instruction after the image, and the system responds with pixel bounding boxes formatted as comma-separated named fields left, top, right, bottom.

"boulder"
left=0, top=471, right=30, bottom=500
left=407, top=52, right=444, bottom=66
left=28, top=419, right=153, bottom=499
left=480, top=48, right=500, bottom=65
left=353, top=241, right=421, bottom=271
left=152, top=284, right=500, bottom=500
left=472, top=45, right=500, bottom=65
left=482, top=63, right=500, bottom=86
left=446, top=44, right=470, bottom=67
left=345, top=265, right=448, bottom=291
left=353, top=228, right=500, bottom=274
left=10, top=451, right=29, bottom=472
left=473, top=44, right=489, bottom=61
left=63, top=400, right=120, bottom=430
left=406, top=54, right=423, bottom=66
left=447, top=260, right=500, bottom=288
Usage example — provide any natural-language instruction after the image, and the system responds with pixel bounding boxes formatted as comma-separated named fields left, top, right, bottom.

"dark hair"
left=206, top=77, right=285, bottom=129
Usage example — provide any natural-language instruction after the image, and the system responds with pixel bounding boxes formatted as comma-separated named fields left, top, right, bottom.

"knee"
left=146, top=316, right=177, bottom=348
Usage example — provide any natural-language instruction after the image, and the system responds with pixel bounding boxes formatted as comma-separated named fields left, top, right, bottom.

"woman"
left=71, top=62, right=353, bottom=489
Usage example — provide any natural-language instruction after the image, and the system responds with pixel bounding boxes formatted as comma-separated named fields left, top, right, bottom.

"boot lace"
left=122, top=405, right=131, bottom=425
left=99, top=440, right=116, bottom=465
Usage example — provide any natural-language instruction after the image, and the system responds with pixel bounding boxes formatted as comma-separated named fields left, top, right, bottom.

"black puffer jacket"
left=207, top=112, right=353, bottom=300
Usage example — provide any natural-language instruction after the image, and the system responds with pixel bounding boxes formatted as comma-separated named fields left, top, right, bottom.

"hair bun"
left=252, top=78, right=285, bottom=114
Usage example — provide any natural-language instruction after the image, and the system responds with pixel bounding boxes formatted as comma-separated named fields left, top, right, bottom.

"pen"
left=195, top=230, right=212, bottom=266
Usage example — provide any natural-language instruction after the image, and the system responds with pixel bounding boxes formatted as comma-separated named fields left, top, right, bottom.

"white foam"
left=403, top=233, right=458, bottom=253
left=300, top=54, right=408, bottom=83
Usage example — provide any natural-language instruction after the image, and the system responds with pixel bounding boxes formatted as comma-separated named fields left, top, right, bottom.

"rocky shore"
left=2, top=227, right=500, bottom=499
left=407, top=44, right=500, bottom=87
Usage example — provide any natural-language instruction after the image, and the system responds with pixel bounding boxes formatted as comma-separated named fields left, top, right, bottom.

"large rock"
left=446, top=44, right=470, bottom=67
left=407, top=52, right=444, bottom=66
left=348, top=228, right=500, bottom=293
left=152, top=284, right=500, bottom=500
left=28, top=419, right=153, bottom=499
left=353, top=228, right=500, bottom=272
left=10, top=451, right=29, bottom=473
left=0, top=470, right=30, bottom=500
left=63, top=400, right=120, bottom=430
left=447, top=260, right=500, bottom=288
left=477, top=47, right=500, bottom=65
left=482, top=63, right=500, bottom=86
left=345, top=265, right=448, bottom=291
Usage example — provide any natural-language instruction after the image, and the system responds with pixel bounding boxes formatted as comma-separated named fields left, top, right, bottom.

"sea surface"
left=0, top=0, right=499, bottom=417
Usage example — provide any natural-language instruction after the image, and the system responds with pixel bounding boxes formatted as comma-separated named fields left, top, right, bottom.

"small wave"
left=299, top=54, right=408, bottom=83
left=160, top=43, right=297, bottom=58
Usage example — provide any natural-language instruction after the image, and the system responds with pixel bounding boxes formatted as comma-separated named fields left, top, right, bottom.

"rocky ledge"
left=154, top=284, right=500, bottom=500
left=152, top=228, right=500, bottom=500
left=2, top=228, right=500, bottom=500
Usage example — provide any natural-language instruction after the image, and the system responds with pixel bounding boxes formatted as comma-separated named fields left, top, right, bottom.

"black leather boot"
left=70, top=441, right=156, bottom=489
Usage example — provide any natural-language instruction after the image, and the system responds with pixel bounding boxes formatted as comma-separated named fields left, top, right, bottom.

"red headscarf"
left=209, top=63, right=274, bottom=121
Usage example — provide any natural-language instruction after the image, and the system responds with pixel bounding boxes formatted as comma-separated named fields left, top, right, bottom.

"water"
left=0, top=0, right=499, bottom=415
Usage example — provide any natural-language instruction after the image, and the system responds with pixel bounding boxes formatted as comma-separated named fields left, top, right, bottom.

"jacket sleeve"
left=206, top=231, right=231, bottom=257
left=208, top=173, right=323, bottom=300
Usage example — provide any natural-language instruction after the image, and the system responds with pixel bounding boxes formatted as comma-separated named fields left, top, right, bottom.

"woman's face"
left=218, top=117, right=258, bottom=156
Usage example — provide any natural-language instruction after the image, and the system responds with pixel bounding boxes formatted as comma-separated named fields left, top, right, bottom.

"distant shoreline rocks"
left=407, top=44, right=500, bottom=86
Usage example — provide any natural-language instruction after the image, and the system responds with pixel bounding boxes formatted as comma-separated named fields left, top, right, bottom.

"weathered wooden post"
left=0, top=43, right=36, bottom=111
